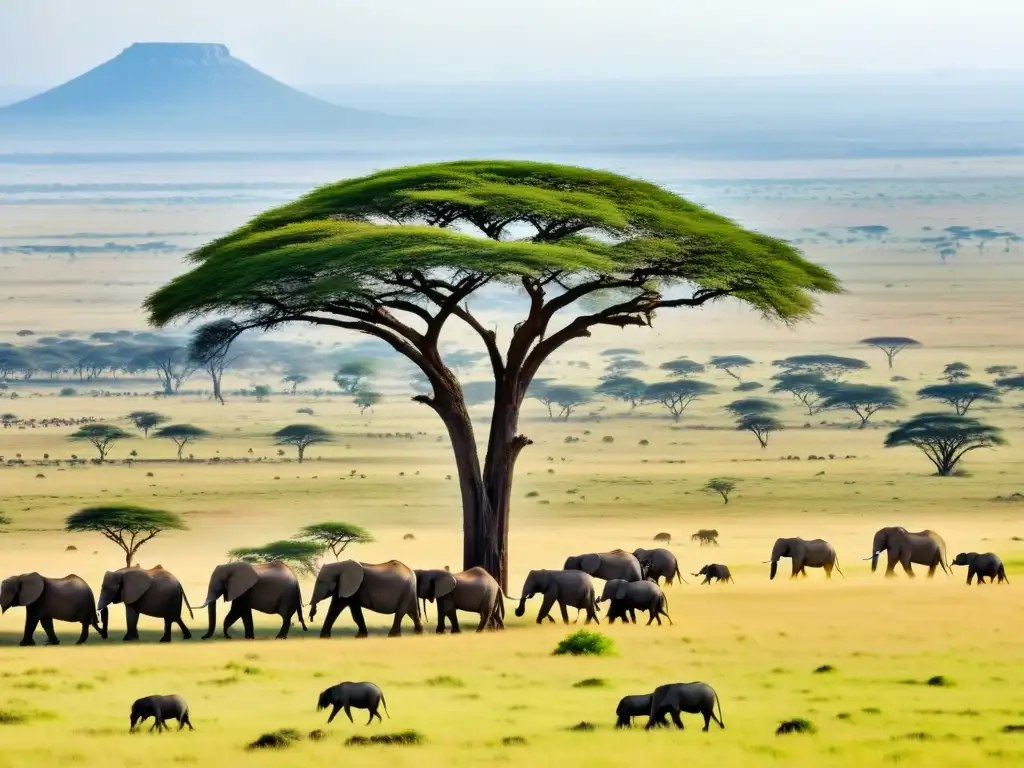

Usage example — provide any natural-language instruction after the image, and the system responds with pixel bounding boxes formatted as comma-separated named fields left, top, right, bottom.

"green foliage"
left=659, top=358, right=705, bottom=378
left=776, top=718, right=817, bottom=735
left=860, top=336, right=920, bottom=368
left=354, top=390, right=382, bottom=414
left=704, top=477, right=738, bottom=503
left=153, top=423, right=212, bottom=460
left=346, top=730, right=424, bottom=747
left=58, top=387, right=77, bottom=397
left=916, top=382, right=1001, bottom=415
left=995, top=374, right=1024, bottom=390
left=985, top=365, right=1017, bottom=378
left=771, top=371, right=834, bottom=415
left=884, top=412, right=1006, bottom=476
left=69, top=423, right=133, bottom=461
left=126, top=410, right=168, bottom=437
left=553, top=630, right=615, bottom=657
left=65, top=505, right=187, bottom=567
left=942, top=362, right=971, bottom=383
left=644, top=379, right=716, bottom=420
left=273, top=423, right=334, bottom=462
left=334, top=360, right=377, bottom=395
left=252, top=384, right=272, bottom=401
left=295, top=521, right=374, bottom=559
left=248, top=729, right=304, bottom=750
left=820, top=383, right=904, bottom=428
left=229, top=539, right=324, bottom=576
left=595, top=375, right=647, bottom=410
left=734, top=381, right=763, bottom=392
left=709, top=354, right=755, bottom=380
left=0, top=413, right=18, bottom=425
left=529, top=383, right=594, bottom=420
left=773, top=354, right=869, bottom=381
left=0, top=512, right=10, bottom=526
left=725, top=398, right=784, bottom=448
left=603, top=357, right=648, bottom=377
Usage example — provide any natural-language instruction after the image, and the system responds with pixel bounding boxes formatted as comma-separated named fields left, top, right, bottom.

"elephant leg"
left=20, top=605, right=41, bottom=646
left=435, top=614, right=446, bottom=634
left=75, top=621, right=91, bottom=645
left=584, top=603, right=599, bottom=625
left=344, top=706, right=354, bottom=724
left=825, top=564, right=833, bottom=578
left=320, top=597, right=345, bottom=638
left=927, top=561, right=938, bottom=578
left=670, top=710, right=685, bottom=730
left=445, top=609, right=460, bottom=634
left=366, top=710, right=374, bottom=726
left=647, top=609, right=657, bottom=626
left=158, top=617, right=172, bottom=643
left=388, top=611, right=404, bottom=638
left=629, top=608, right=637, bottom=624
left=410, top=602, right=424, bottom=635
left=966, top=568, right=974, bottom=585
left=558, top=601, right=570, bottom=624
left=222, top=601, right=243, bottom=639
left=240, top=607, right=255, bottom=639
left=276, top=613, right=292, bottom=639
left=177, top=615, right=192, bottom=640
left=123, top=605, right=141, bottom=641
left=41, top=616, right=61, bottom=645
left=327, top=705, right=341, bottom=724
left=702, top=711, right=712, bottom=731
left=536, top=592, right=557, bottom=624
left=351, top=603, right=369, bottom=638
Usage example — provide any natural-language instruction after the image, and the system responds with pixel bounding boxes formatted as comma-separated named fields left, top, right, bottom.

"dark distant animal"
left=653, top=532, right=672, bottom=544
left=693, top=564, right=733, bottom=584
left=616, top=694, right=657, bottom=728
left=645, top=682, right=725, bottom=731
left=632, top=548, right=686, bottom=585
left=130, top=694, right=193, bottom=733
left=317, top=682, right=389, bottom=725
left=951, top=552, right=1009, bottom=584
left=691, top=529, right=720, bottom=546
left=599, top=579, right=671, bottom=625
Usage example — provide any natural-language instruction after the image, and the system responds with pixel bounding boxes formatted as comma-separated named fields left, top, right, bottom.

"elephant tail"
left=381, top=692, right=390, bottom=719
left=715, top=692, right=725, bottom=727
left=297, top=601, right=308, bottom=632
left=673, top=564, right=689, bottom=585
left=1000, top=566, right=1010, bottom=583
left=833, top=557, right=845, bottom=579
left=421, top=598, right=429, bottom=622
left=180, top=587, right=195, bottom=620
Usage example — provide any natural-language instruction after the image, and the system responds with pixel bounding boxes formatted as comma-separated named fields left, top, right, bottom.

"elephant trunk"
left=870, top=551, right=880, bottom=572
left=204, top=601, right=217, bottom=639
left=769, top=560, right=778, bottom=580
left=514, top=595, right=528, bottom=618
left=96, top=590, right=114, bottom=615
left=421, top=598, right=429, bottom=622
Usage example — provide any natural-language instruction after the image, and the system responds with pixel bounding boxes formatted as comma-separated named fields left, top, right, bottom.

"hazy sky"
left=1, top=0, right=1022, bottom=87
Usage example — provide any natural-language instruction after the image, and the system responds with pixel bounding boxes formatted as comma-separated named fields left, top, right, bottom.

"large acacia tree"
left=144, top=160, right=839, bottom=588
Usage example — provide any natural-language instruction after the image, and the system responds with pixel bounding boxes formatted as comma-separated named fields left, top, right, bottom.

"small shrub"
left=403, top=533, right=415, bottom=540
left=308, top=729, right=328, bottom=741
left=502, top=735, right=528, bottom=746
left=65, top=545, right=77, bottom=551
left=836, top=712, right=851, bottom=720
left=927, top=675, right=954, bottom=687
left=638, top=439, right=649, bottom=446
left=568, top=721, right=596, bottom=732
left=1002, top=724, right=1024, bottom=733
left=553, top=630, right=615, bottom=657
left=248, top=729, right=303, bottom=750
left=59, top=387, right=77, bottom=397
left=776, top=718, right=816, bottom=735
left=862, top=707, right=882, bottom=715
left=654, top=532, right=671, bottom=542
left=425, top=675, right=465, bottom=687
left=0, top=710, right=29, bottom=725
left=601, top=436, right=614, bottom=443
left=525, top=491, right=539, bottom=498
left=572, top=677, right=607, bottom=688
left=813, top=665, right=835, bottom=674
left=145, top=472, right=154, bottom=477
left=346, top=730, right=424, bottom=746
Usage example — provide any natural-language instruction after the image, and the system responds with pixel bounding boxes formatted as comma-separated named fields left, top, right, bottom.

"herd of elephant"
left=0, top=526, right=1008, bottom=646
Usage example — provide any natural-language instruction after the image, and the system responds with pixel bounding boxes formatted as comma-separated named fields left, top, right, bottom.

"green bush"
left=59, top=387, right=77, bottom=397
left=553, top=630, right=615, bottom=657
left=346, top=730, right=424, bottom=746
left=776, top=718, right=816, bottom=735
left=247, top=729, right=303, bottom=749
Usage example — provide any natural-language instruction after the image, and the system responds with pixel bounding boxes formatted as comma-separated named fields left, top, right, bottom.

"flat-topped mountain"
left=0, top=42, right=402, bottom=139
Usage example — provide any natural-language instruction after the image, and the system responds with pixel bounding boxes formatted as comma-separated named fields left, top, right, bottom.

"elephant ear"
left=225, top=562, right=260, bottom=602
left=122, top=569, right=153, bottom=605
left=614, top=580, right=629, bottom=600
left=337, top=561, right=365, bottom=599
left=433, top=571, right=457, bottom=599
left=580, top=553, right=602, bottom=575
left=20, top=573, right=45, bottom=606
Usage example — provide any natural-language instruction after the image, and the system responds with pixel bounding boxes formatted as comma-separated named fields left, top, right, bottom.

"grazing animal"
left=951, top=552, right=1009, bottom=584
left=768, top=537, right=843, bottom=580
left=414, top=566, right=504, bottom=633
left=198, top=560, right=307, bottom=640
left=645, top=682, right=725, bottom=732
left=317, top=682, right=389, bottom=725
left=563, top=550, right=643, bottom=582
left=599, top=579, right=672, bottom=625
left=693, top=564, right=734, bottom=584
left=691, top=529, right=720, bottom=546
left=632, top=548, right=687, bottom=585
left=0, top=572, right=106, bottom=646
left=130, top=694, right=194, bottom=733
left=309, top=560, right=422, bottom=638
left=512, top=569, right=599, bottom=624
left=96, top=565, right=194, bottom=643
left=653, top=532, right=672, bottom=544
left=868, top=526, right=949, bottom=578
left=616, top=694, right=656, bottom=728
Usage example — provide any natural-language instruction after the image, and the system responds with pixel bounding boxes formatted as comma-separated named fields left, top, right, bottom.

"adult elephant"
left=868, top=527, right=949, bottom=578
left=309, top=560, right=422, bottom=638
left=633, top=548, right=687, bottom=585
left=1, top=572, right=107, bottom=646
left=563, top=549, right=642, bottom=582
left=512, top=569, right=600, bottom=624
left=199, top=560, right=307, bottom=640
left=768, top=537, right=843, bottom=579
left=415, top=567, right=504, bottom=634
left=96, top=565, right=194, bottom=643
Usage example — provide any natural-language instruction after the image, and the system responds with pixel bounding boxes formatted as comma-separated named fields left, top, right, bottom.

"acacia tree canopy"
left=273, top=423, right=334, bottom=462
left=70, top=423, right=133, bottom=461
left=708, top=354, right=754, bottom=380
left=770, top=371, right=834, bottom=415
left=65, top=505, right=187, bottom=567
left=644, top=379, right=716, bottom=420
left=595, top=375, right=647, bottom=410
left=144, top=160, right=840, bottom=588
left=995, top=374, right=1024, bottom=391
left=153, top=423, right=212, bottom=460
left=659, top=358, right=706, bottom=378
left=127, top=411, right=168, bottom=437
left=229, top=540, right=323, bottom=576
left=295, top=522, right=374, bottom=559
left=942, top=361, right=971, bottom=383
left=724, top=397, right=783, bottom=448
left=820, top=383, right=904, bottom=428
left=884, top=411, right=1005, bottom=476
left=860, top=336, right=920, bottom=368
left=917, top=382, right=1001, bottom=415
left=773, top=354, right=869, bottom=380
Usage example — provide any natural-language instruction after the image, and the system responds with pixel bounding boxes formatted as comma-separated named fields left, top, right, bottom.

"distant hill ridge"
left=0, top=42, right=402, bottom=137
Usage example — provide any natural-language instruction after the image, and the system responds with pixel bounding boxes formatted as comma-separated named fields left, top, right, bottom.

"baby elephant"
left=694, top=564, right=734, bottom=584
left=646, top=681, right=725, bottom=732
left=600, top=579, right=671, bottom=625
left=318, top=681, right=389, bottom=725
left=616, top=694, right=659, bottom=728
left=951, top=552, right=1009, bottom=585
left=130, top=694, right=194, bottom=733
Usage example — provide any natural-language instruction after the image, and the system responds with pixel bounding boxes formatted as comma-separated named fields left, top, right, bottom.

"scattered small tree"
left=995, top=374, right=1024, bottom=391
left=644, top=380, right=716, bottom=421
left=189, top=319, right=241, bottom=405
left=985, top=365, right=1017, bottom=378
left=153, top=424, right=212, bottom=460
left=820, top=383, right=904, bottom=428
left=917, top=382, right=1001, bottom=415
left=603, top=357, right=648, bottom=378
left=0, top=512, right=10, bottom=526
left=659, top=358, right=705, bottom=378
left=127, top=411, right=168, bottom=438
left=253, top=384, right=272, bottom=402
left=70, top=423, right=133, bottom=461
left=529, top=383, right=594, bottom=421
left=942, top=362, right=971, bottom=383
left=354, top=390, right=382, bottom=414
left=595, top=375, right=647, bottom=410
left=708, top=355, right=754, bottom=381
left=229, top=540, right=323, bottom=576
left=1, top=413, right=18, bottom=425
left=773, top=354, right=869, bottom=381
left=283, top=371, right=309, bottom=394
left=273, top=424, right=334, bottom=462
left=884, top=412, right=1006, bottom=476
left=770, top=371, right=834, bottom=415
left=725, top=398, right=784, bottom=448
left=295, top=522, right=374, bottom=559
left=333, top=360, right=376, bottom=395
left=65, top=505, right=187, bottom=567
left=703, top=478, right=737, bottom=504
left=860, top=336, right=921, bottom=369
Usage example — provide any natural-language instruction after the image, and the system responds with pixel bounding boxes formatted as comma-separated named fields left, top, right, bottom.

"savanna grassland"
left=1, top=153, right=1024, bottom=766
